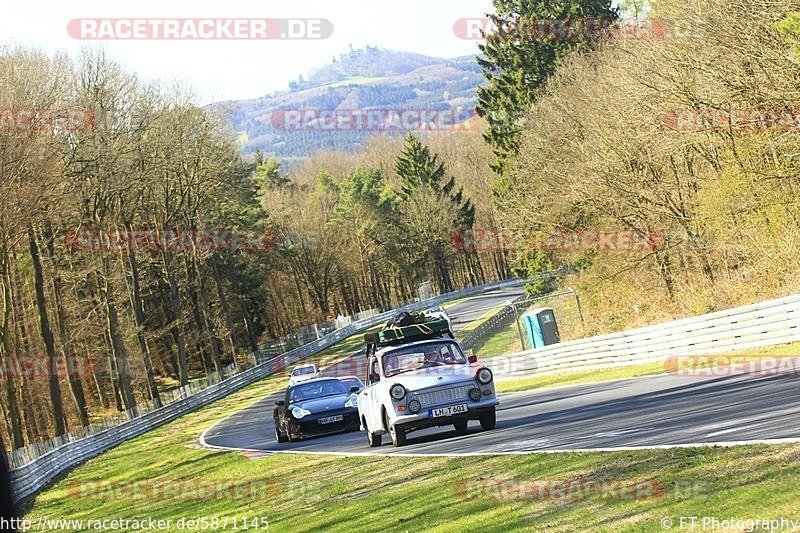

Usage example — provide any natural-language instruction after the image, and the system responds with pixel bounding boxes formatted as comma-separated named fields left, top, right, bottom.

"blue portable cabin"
left=522, top=307, right=561, bottom=350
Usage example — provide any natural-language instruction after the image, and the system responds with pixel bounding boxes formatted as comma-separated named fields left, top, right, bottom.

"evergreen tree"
left=476, top=0, right=617, bottom=175
left=394, top=134, right=475, bottom=292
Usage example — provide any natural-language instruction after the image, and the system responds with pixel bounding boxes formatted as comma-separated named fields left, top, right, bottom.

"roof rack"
left=364, top=317, right=454, bottom=358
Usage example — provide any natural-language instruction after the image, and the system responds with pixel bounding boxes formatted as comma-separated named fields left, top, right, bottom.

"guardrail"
left=460, top=294, right=528, bottom=351
left=7, top=278, right=522, bottom=503
left=495, top=293, right=800, bottom=380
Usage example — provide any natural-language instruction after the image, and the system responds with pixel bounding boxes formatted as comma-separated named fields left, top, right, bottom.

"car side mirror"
left=350, top=386, right=361, bottom=393
left=467, top=355, right=478, bottom=364
left=275, top=400, right=285, bottom=406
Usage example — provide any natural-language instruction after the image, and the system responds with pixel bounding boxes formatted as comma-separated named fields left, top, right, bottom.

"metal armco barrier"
left=495, top=293, right=800, bottom=380
left=460, top=294, right=528, bottom=351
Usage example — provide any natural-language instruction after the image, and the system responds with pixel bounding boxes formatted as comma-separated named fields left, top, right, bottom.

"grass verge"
left=470, top=321, right=525, bottom=358
left=496, top=363, right=666, bottom=394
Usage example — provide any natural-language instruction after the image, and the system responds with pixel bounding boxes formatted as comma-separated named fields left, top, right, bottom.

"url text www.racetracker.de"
left=4, top=515, right=270, bottom=531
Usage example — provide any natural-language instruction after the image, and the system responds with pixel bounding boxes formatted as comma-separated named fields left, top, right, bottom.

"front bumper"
left=392, top=398, right=499, bottom=433
left=287, top=410, right=359, bottom=439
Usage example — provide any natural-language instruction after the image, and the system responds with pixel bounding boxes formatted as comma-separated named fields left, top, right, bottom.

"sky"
left=1, top=0, right=497, bottom=105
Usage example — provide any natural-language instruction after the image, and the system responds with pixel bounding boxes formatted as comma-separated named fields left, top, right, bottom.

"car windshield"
left=292, top=366, right=316, bottom=376
left=339, top=378, right=362, bottom=390
left=382, top=342, right=467, bottom=377
left=288, top=380, right=347, bottom=403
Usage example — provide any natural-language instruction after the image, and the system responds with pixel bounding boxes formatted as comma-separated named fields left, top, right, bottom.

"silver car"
left=288, top=363, right=321, bottom=386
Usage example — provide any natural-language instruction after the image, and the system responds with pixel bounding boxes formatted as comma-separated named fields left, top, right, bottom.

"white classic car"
left=357, top=326, right=498, bottom=447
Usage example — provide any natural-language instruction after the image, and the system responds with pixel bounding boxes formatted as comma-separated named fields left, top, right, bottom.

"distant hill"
left=209, top=47, right=484, bottom=160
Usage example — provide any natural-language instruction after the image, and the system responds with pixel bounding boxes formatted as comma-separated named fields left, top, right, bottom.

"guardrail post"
left=569, top=287, right=586, bottom=331
left=509, top=300, right=526, bottom=348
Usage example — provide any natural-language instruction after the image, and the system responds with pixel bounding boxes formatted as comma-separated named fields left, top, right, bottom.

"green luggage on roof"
left=376, top=318, right=451, bottom=344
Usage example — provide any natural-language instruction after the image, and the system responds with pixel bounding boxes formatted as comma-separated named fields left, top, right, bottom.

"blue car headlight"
left=291, top=407, right=312, bottom=419
left=345, top=395, right=358, bottom=408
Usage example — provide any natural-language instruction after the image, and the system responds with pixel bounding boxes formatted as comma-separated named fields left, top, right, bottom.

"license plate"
left=318, top=415, right=344, bottom=425
left=429, top=404, right=468, bottom=418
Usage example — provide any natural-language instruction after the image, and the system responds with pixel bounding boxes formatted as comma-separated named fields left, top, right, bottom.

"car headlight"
left=345, top=395, right=358, bottom=408
left=291, top=407, right=312, bottom=419
left=469, top=387, right=482, bottom=401
left=477, top=368, right=493, bottom=384
left=408, top=399, right=421, bottom=413
left=390, top=384, right=407, bottom=401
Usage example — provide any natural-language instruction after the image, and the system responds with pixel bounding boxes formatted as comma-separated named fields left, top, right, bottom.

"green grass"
left=456, top=308, right=504, bottom=338
left=470, top=321, right=525, bottom=358
left=443, top=295, right=474, bottom=310
left=496, top=363, right=666, bottom=393
left=23, top=367, right=800, bottom=531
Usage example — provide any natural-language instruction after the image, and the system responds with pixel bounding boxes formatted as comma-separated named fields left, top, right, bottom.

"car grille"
left=415, top=384, right=473, bottom=408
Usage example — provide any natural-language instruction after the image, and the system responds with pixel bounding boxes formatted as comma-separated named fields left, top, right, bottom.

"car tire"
left=453, top=420, right=468, bottom=433
left=367, top=430, right=382, bottom=447
left=275, top=423, right=288, bottom=443
left=479, top=408, right=497, bottom=430
left=386, top=411, right=406, bottom=447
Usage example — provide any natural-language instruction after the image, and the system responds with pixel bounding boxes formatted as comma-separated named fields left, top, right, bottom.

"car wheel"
left=367, top=430, right=382, bottom=447
left=275, top=423, right=288, bottom=443
left=479, top=408, right=497, bottom=430
left=386, top=411, right=406, bottom=447
left=453, top=420, right=468, bottom=433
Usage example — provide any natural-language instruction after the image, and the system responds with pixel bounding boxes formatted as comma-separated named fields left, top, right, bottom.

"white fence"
left=7, top=278, right=521, bottom=503
left=494, top=293, right=800, bottom=379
